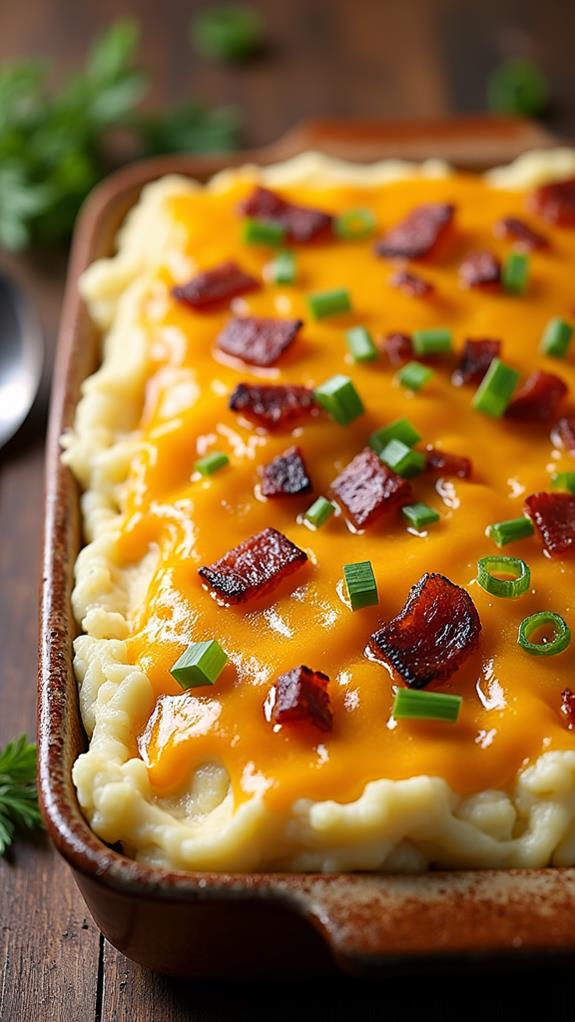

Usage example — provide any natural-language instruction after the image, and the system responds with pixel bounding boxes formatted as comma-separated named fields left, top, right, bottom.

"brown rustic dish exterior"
left=38, top=117, right=575, bottom=977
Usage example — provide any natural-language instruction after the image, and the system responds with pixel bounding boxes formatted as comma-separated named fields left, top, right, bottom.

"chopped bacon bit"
left=561, top=689, right=575, bottom=730
left=330, top=447, right=412, bottom=530
left=375, top=202, right=455, bottom=260
left=505, top=370, right=568, bottom=423
left=172, top=260, right=258, bottom=309
left=229, top=383, right=318, bottom=430
left=459, top=250, right=501, bottom=289
left=217, top=316, right=302, bottom=367
left=529, top=178, right=575, bottom=226
left=494, top=216, right=548, bottom=250
left=239, top=186, right=332, bottom=243
left=552, top=416, right=575, bottom=454
left=368, top=572, right=481, bottom=689
left=389, top=268, right=435, bottom=298
left=270, top=665, right=332, bottom=732
left=382, top=331, right=413, bottom=366
left=452, top=338, right=502, bottom=386
left=524, top=492, right=575, bottom=557
left=198, top=527, right=307, bottom=604
left=260, top=446, right=312, bottom=498
left=425, top=447, right=472, bottom=480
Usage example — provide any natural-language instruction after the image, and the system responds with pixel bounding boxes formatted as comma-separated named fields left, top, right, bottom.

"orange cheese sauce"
left=118, top=172, right=575, bottom=813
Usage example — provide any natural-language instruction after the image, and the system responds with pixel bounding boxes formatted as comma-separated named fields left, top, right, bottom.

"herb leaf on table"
left=0, top=735, right=42, bottom=855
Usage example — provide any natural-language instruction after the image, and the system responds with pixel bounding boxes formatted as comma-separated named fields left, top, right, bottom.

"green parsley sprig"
left=0, top=735, right=42, bottom=855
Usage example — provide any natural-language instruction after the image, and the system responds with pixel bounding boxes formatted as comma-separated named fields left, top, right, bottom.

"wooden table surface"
left=2, top=1, right=575, bottom=1018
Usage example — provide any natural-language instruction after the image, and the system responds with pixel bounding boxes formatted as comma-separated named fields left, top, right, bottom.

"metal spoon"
left=0, top=273, right=44, bottom=450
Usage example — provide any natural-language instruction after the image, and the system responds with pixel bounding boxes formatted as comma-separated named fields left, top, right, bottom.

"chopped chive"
left=304, top=496, right=335, bottom=528
left=476, top=555, right=531, bottom=598
left=270, top=249, right=297, bottom=285
left=487, top=516, right=535, bottom=547
left=314, top=374, right=364, bottom=425
left=308, top=288, right=352, bottom=319
left=402, top=502, right=440, bottom=530
left=369, top=418, right=421, bottom=455
left=472, top=358, right=519, bottom=417
left=346, top=326, right=377, bottom=363
left=195, top=451, right=229, bottom=476
left=412, top=327, right=453, bottom=356
left=380, top=439, right=426, bottom=478
left=393, top=688, right=462, bottom=723
left=242, top=217, right=285, bottom=246
left=170, top=640, right=228, bottom=689
left=502, top=250, right=529, bottom=294
left=398, top=361, right=434, bottom=392
left=551, top=472, right=575, bottom=494
left=540, top=317, right=573, bottom=358
left=334, top=208, right=377, bottom=240
left=343, top=560, right=378, bottom=611
left=518, top=611, right=571, bottom=656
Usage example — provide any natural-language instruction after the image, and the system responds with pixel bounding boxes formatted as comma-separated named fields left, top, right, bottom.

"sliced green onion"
left=551, top=472, right=575, bottom=494
left=170, top=640, right=228, bottom=689
left=518, top=611, right=571, bottom=656
left=540, top=317, right=573, bottom=358
left=487, top=59, right=548, bottom=118
left=343, top=560, right=378, bottom=611
left=393, top=688, right=462, bottom=723
left=402, top=502, right=440, bottom=530
left=412, top=327, right=453, bottom=357
left=487, top=516, right=534, bottom=547
left=308, top=288, right=352, bottom=320
left=242, top=217, right=285, bottom=246
left=369, top=418, right=421, bottom=455
left=472, top=358, right=519, bottom=417
left=195, top=451, right=229, bottom=476
left=191, top=5, right=264, bottom=62
left=304, top=496, right=335, bottom=528
left=346, top=326, right=377, bottom=363
left=314, top=374, right=364, bottom=425
left=334, top=208, right=377, bottom=240
left=270, top=249, right=296, bottom=285
left=398, top=361, right=434, bottom=392
left=476, top=555, right=531, bottom=598
left=380, top=439, right=426, bottom=478
left=502, top=250, right=529, bottom=294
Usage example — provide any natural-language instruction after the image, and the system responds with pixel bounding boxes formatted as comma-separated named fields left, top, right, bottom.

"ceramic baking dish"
left=38, top=116, right=575, bottom=977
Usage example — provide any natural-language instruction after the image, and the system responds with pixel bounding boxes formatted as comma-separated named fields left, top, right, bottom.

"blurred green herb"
left=0, top=735, right=42, bottom=855
left=487, top=59, right=549, bottom=118
left=0, top=19, right=240, bottom=250
left=191, top=5, right=264, bottom=62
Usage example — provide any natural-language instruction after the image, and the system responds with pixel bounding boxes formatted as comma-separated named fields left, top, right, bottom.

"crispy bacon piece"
left=260, top=446, right=312, bottom=497
left=217, top=316, right=302, bottom=367
left=524, top=492, right=575, bottom=558
left=551, top=416, right=575, bottom=454
left=382, top=331, right=413, bottom=366
left=493, top=216, right=548, bottom=250
left=198, top=527, right=307, bottom=604
left=505, top=370, right=568, bottom=423
left=425, top=447, right=472, bottom=480
left=561, top=689, right=575, bottom=730
left=459, top=250, right=501, bottom=289
left=368, top=572, right=481, bottom=689
left=172, top=260, right=258, bottom=309
left=389, top=268, right=435, bottom=298
left=330, top=447, right=412, bottom=530
left=452, top=338, right=501, bottom=386
left=270, top=665, right=332, bottom=732
left=375, top=202, right=455, bottom=260
left=529, top=178, right=575, bottom=226
left=229, top=383, right=318, bottom=430
left=240, top=185, right=332, bottom=243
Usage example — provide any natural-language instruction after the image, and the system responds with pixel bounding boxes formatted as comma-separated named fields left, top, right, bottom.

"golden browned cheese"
left=119, top=173, right=575, bottom=813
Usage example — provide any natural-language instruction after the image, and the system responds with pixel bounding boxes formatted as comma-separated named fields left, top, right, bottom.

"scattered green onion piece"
left=270, top=249, right=296, bottom=285
left=334, top=208, right=377, bottom=240
left=540, top=317, right=573, bottom=358
left=195, top=451, right=229, bottom=476
left=314, top=374, right=364, bottom=425
left=551, top=472, right=575, bottom=494
left=369, top=418, right=421, bottom=455
left=402, top=502, right=440, bottom=530
left=398, top=361, right=434, bottom=392
left=304, top=496, right=335, bottom=529
left=487, top=59, right=548, bottom=117
left=412, top=327, right=453, bottom=357
left=380, top=439, right=426, bottom=478
left=393, top=688, right=462, bottom=723
left=308, top=287, right=352, bottom=320
left=242, top=217, right=285, bottom=246
left=191, top=5, right=264, bottom=62
left=170, top=640, right=228, bottom=689
left=502, top=250, right=529, bottom=294
left=487, top=516, right=534, bottom=547
left=476, top=555, right=531, bottom=598
left=472, top=358, right=519, bottom=417
left=343, top=560, right=378, bottom=611
left=518, top=611, right=571, bottom=657
left=346, top=326, right=377, bottom=363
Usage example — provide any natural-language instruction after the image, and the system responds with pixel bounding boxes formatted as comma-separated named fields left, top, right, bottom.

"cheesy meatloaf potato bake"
left=63, top=149, right=575, bottom=872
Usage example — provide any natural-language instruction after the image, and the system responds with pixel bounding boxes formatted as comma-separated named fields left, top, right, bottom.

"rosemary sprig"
left=0, top=735, right=42, bottom=855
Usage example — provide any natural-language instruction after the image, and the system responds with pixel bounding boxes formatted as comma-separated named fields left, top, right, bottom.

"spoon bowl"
left=0, top=273, right=44, bottom=450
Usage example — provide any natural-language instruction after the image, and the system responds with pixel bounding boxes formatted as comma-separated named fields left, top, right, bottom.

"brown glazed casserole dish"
left=38, top=117, right=575, bottom=977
